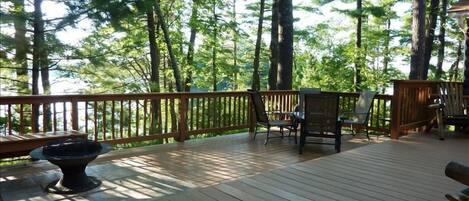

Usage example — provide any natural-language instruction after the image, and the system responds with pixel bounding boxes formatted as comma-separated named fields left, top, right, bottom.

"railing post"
left=176, top=93, right=188, bottom=142
left=71, top=99, right=79, bottom=131
left=391, top=81, right=401, bottom=139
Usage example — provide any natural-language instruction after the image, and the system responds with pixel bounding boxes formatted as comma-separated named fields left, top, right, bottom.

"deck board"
left=0, top=132, right=467, bottom=200
left=160, top=133, right=468, bottom=201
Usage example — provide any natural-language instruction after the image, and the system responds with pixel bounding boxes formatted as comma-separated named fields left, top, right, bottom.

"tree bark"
left=463, top=19, right=469, bottom=95
left=252, top=0, right=265, bottom=91
left=435, top=0, right=448, bottom=80
left=409, top=0, right=426, bottom=80
left=32, top=0, right=46, bottom=132
left=185, top=0, right=198, bottom=92
left=422, top=0, right=440, bottom=80
left=154, top=0, right=183, bottom=92
left=449, top=41, right=462, bottom=81
left=277, top=0, right=293, bottom=90
left=383, top=18, right=391, bottom=74
left=232, top=0, right=238, bottom=90
left=268, top=0, right=279, bottom=90
left=12, top=0, right=29, bottom=95
left=354, top=0, right=362, bottom=91
left=146, top=8, right=162, bottom=133
left=211, top=1, right=218, bottom=91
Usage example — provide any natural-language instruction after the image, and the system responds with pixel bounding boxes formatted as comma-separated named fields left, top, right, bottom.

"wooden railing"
left=0, top=90, right=392, bottom=145
left=391, top=80, right=468, bottom=139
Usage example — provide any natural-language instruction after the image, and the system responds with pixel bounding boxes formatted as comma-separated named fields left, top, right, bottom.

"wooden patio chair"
left=287, top=88, right=321, bottom=144
left=248, top=90, right=293, bottom=145
left=341, top=90, right=377, bottom=140
left=300, top=94, right=342, bottom=154
left=429, top=82, right=469, bottom=140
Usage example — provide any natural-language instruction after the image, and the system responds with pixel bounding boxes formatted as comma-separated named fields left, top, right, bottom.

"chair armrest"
left=428, top=103, right=444, bottom=109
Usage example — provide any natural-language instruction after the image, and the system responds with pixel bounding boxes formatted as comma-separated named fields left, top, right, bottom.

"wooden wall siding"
left=0, top=91, right=392, bottom=144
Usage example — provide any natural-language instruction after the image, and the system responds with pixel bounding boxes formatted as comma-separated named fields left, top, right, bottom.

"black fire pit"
left=30, top=139, right=111, bottom=194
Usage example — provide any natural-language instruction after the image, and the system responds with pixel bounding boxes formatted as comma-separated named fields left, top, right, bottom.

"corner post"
left=391, top=80, right=401, bottom=139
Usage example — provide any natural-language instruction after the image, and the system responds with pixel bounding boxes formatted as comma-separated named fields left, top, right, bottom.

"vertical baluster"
left=94, top=101, right=97, bottom=140
left=19, top=104, right=24, bottom=134
left=111, top=101, right=115, bottom=139
left=7, top=104, right=12, bottom=135
left=237, top=96, right=241, bottom=125
left=196, top=98, right=200, bottom=130
left=207, top=98, right=211, bottom=128
left=143, top=99, right=147, bottom=136
left=120, top=100, right=124, bottom=139
left=218, top=96, right=222, bottom=128
left=165, top=98, right=169, bottom=133
left=227, top=97, right=231, bottom=126
left=102, top=101, right=107, bottom=140
left=85, top=101, right=88, bottom=134
left=190, top=98, right=194, bottom=131
left=42, top=104, right=47, bottom=132
left=63, top=102, right=67, bottom=131
left=136, top=100, right=139, bottom=137
left=376, top=98, right=381, bottom=129
left=242, top=96, right=246, bottom=124
left=128, top=100, right=131, bottom=138
left=222, top=96, right=226, bottom=127
left=53, top=103, right=57, bottom=132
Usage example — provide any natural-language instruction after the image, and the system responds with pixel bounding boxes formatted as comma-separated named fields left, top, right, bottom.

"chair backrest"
left=248, top=89, right=269, bottom=124
left=353, top=90, right=377, bottom=123
left=438, top=82, right=466, bottom=116
left=298, top=88, right=321, bottom=112
left=303, top=94, right=339, bottom=135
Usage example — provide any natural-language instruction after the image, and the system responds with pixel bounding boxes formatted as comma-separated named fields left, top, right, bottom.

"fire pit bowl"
left=30, top=139, right=111, bottom=194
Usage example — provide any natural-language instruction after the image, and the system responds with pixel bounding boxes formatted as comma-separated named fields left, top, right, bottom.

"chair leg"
left=294, top=128, right=298, bottom=144
left=280, top=127, right=284, bottom=139
left=299, top=133, right=305, bottom=154
left=264, top=127, right=270, bottom=145
left=253, top=125, right=258, bottom=140
left=335, top=136, right=341, bottom=153
left=365, top=128, right=370, bottom=141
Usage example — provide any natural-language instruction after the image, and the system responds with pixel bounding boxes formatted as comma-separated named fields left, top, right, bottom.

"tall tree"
left=154, top=0, right=183, bottom=92
left=435, top=0, right=448, bottom=80
left=354, top=0, right=363, bottom=91
left=409, top=0, right=426, bottom=80
left=422, top=0, right=440, bottom=80
left=12, top=0, right=29, bottom=94
left=211, top=0, right=218, bottom=91
left=268, top=0, right=279, bottom=90
left=277, top=0, right=293, bottom=90
left=185, top=0, right=199, bottom=92
left=251, top=0, right=265, bottom=90
left=232, top=0, right=238, bottom=90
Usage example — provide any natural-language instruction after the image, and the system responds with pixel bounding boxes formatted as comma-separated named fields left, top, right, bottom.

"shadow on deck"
left=1, top=131, right=467, bottom=200
left=0, top=131, right=381, bottom=200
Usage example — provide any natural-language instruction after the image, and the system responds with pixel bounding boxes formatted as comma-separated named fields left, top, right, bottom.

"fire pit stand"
left=30, top=139, right=111, bottom=194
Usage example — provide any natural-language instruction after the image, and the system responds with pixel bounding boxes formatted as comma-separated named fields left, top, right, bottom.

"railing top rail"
left=0, top=90, right=392, bottom=104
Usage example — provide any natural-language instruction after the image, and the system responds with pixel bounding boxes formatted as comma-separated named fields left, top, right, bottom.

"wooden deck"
left=0, top=132, right=467, bottom=201
left=162, top=133, right=469, bottom=201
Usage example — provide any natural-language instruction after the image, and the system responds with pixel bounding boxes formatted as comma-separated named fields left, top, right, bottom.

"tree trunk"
left=185, top=0, right=198, bottom=92
left=354, top=0, right=362, bottom=91
left=32, top=0, right=46, bottom=132
left=383, top=18, right=391, bottom=74
left=435, top=0, right=448, bottom=80
left=232, top=0, right=238, bottom=90
left=268, top=0, right=279, bottom=90
left=277, top=0, right=293, bottom=90
left=463, top=19, right=469, bottom=95
left=409, top=0, right=426, bottom=80
left=13, top=0, right=29, bottom=95
left=212, top=1, right=218, bottom=91
left=449, top=41, right=462, bottom=81
left=422, top=0, right=440, bottom=80
left=252, top=0, right=265, bottom=91
left=154, top=0, right=183, bottom=92
left=146, top=8, right=162, bottom=133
